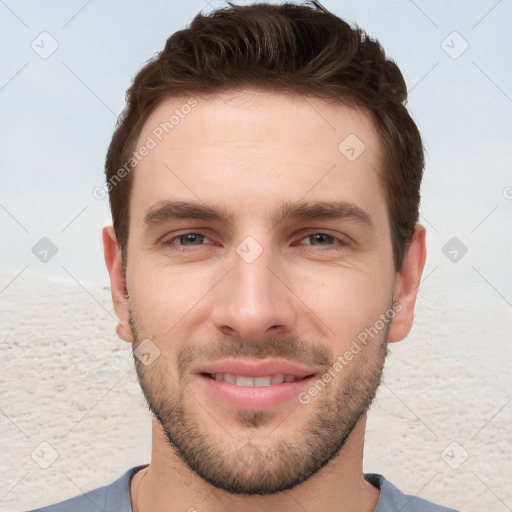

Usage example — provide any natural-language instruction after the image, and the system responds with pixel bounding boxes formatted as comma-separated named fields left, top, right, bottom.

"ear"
left=103, top=226, right=132, bottom=343
left=388, top=224, right=427, bottom=343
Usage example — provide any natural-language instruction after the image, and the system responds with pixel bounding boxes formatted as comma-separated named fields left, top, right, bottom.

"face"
left=104, top=89, right=424, bottom=495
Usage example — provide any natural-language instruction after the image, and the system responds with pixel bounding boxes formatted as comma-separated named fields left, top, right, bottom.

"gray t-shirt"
left=27, top=465, right=460, bottom=512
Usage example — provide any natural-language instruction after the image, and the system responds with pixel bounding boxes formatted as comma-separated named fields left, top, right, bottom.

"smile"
left=205, top=373, right=311, bottom=386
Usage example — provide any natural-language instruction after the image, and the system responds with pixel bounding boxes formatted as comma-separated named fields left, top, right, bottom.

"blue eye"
left=300, top=233, right=336, bottom=246
left=164, top=232, right=210, bottom=248
left=162, top=231, right=348, bottom=252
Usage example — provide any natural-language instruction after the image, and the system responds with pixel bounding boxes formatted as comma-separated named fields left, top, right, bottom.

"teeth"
left=254, top=376, right=272, bottom=386
left=271, top=374, right=285, bottom=385
left=209, top=373, right=302, bottom=386
left=236, top=375, right=254, bottom=387
left=224, top=373, right=236, bottom=384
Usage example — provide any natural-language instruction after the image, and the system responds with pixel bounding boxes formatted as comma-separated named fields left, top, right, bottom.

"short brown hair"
left=105, top=1, right=424, bottom=271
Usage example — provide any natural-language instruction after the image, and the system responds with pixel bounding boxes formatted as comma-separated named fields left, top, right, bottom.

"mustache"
left=175, top=335, right=334, bottom=379
left=129, top=307, right=334, bottom=376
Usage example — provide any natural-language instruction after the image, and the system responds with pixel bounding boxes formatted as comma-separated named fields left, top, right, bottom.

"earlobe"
left=102, top=226, right=133, bottom=343
left=116, top=323, right=133, bottom=343
left=388, top=224, right=427, bottom=343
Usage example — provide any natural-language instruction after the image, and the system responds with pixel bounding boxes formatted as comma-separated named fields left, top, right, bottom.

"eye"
left=163, top=232, right=212, bottom=249
left=161, top=231, right=349, bottom=251
left=298, top=232, right=348, bottom=248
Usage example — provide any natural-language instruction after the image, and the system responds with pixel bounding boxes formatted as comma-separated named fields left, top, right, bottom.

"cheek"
left=128, top=261, right=216, bottom=336
left=292, top=262, right=392, bottom=344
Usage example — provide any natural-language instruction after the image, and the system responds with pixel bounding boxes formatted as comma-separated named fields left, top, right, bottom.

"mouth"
left=202, top=372, right=313, bottom=386
left=193, top=360, right=318, bottom=410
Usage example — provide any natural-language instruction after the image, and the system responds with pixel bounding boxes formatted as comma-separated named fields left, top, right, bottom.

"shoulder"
left=365, top=473, right=461, bottom=512
left=24, top=465, right=147, bottom=512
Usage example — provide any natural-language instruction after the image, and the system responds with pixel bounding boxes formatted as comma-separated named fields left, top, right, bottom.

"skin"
left=103, top=89, right=426, bottom=512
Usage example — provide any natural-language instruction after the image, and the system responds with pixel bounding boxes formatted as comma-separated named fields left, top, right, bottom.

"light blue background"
left=1, top=0, right=511, bottom=301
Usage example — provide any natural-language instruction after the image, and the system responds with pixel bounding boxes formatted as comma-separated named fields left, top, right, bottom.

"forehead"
left=129, top=89, right=386, bottom=229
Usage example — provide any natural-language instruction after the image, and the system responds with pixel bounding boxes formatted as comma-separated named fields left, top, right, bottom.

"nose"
left=210, top=244, right=297, bottom=342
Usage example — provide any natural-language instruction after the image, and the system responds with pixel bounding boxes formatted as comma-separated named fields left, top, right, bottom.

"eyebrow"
left=143, top=199, right=375, bottom=230
left=275, top=199, right=374, bottom=229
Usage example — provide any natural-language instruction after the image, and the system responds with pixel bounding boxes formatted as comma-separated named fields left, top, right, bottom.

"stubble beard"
left=130, top=310, right=389, bottom=496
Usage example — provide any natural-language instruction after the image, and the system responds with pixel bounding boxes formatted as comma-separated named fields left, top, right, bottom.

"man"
left=30, top=1, right=460, bottom=511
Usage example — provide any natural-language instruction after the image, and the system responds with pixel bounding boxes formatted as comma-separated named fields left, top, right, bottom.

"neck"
left=131, top=416, right=380, bottom=512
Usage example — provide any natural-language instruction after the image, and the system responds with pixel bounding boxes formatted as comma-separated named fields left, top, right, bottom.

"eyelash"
left=162, top=231, right=350, bottom=251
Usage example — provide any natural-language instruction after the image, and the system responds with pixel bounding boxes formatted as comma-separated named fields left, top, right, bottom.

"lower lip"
left=196, top=373, right=316, bottom=410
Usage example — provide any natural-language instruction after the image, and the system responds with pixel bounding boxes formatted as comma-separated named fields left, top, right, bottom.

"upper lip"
left=193, top=359, right=318, bottom=379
